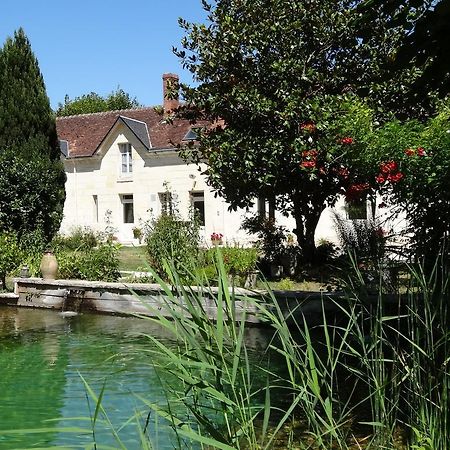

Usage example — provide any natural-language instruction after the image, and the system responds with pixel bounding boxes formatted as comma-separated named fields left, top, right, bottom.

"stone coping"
left=12, top=277, right=258, bottom=296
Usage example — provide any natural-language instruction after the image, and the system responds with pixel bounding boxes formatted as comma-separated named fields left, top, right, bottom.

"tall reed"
left=135, top=252, right=449, bottom=449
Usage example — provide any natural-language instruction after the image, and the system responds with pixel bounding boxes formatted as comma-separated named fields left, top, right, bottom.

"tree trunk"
left=291, top=195, right=326, bottom=265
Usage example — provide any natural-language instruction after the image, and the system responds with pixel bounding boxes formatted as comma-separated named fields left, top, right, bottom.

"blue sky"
left=1, top=0, right=207, bottom=109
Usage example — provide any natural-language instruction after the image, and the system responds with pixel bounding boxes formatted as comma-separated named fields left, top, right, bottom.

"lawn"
left=117, top=245, right=150, bottom=272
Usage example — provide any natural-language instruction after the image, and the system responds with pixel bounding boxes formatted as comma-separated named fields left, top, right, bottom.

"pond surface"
left=0, top=307, right=273, bottom=450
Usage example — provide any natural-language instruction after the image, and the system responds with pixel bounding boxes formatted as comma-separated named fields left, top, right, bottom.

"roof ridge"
left=56, top=106, right=161, bottom=120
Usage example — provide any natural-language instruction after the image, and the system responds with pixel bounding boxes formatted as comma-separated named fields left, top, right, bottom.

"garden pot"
left=40, top=250, right=58, bottom=280
left=244, top=271, right=258, bottom=289
left=270, top=264, right=283, bottom=278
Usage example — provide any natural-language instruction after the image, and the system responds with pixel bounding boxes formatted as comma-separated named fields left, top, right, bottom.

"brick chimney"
left=162, top=73, right=179, bottom=115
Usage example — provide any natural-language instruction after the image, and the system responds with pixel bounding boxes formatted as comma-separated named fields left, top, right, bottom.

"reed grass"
left=3, top=251, right=448, bottom=449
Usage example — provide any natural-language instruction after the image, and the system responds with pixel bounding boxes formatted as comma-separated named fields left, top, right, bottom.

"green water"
left=0, top=307, right=193, bottom=449
left=0, top=307, right=273, bottom=450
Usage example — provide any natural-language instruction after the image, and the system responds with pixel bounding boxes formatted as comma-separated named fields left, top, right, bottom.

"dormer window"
left=183, top=128, right=198, bottom=141
left=119, top=143, right=133, bottom=175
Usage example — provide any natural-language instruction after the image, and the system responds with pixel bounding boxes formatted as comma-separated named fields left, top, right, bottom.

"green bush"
left=56, top=243, right=120, bottom=282
left=200, top=246, right=259, bottom=285
left=51, top=226, right=100, bottom=251
left=0, top=231, right=22, bottom=289
left=146, top=213, right=200, bottom=281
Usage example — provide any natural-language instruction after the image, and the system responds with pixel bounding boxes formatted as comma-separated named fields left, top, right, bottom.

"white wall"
left=60, top=123, right=406, bottom=247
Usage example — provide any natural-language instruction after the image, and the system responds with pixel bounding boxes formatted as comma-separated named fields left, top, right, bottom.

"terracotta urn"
left=40, top=250, right=58, bottom=280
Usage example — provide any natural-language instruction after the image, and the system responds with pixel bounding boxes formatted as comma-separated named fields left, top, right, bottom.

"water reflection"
left=0, top=308, right=182, bottom=449
left=0, top=307, right=275, bottom=449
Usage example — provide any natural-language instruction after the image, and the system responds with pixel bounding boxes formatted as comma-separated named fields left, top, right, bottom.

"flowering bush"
left=368, top=102, right=450, bottom=263
left=210, top=232, right=223, bottom=242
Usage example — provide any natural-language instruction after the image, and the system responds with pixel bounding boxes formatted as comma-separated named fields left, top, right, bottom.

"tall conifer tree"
left=0, top=28, right=65, bottom=240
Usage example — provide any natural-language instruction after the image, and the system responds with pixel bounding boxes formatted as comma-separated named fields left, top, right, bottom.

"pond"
left=0, top=307, right=273, bottom=449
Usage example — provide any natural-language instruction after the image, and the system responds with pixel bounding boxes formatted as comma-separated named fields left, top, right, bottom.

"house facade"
left=56, top=74, right=396, bottom=247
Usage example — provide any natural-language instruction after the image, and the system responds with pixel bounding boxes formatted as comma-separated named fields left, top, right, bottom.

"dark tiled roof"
left=120, top=116, right=151, bottom=150
left=56, top=107, right=197, bottom=158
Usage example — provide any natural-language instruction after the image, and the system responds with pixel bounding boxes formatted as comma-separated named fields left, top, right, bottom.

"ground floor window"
left=346, top=198, right=368, bottom=220
left=190, top=191, right=205, bottom=226
left=159, top=191, right=174, bottom=216
left=121, top=194, right=134, bottom=223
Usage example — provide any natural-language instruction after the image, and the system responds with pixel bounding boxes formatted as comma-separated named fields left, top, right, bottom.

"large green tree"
left=0, top=28, right=65, bottom=240
left=56, top=88, right=141, bottom=116
left=357, top=0, right=449, bottom=118
left=175, top=0, right=413, bottom=262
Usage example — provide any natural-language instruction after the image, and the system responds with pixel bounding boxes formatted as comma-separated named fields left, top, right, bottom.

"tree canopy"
left=175, top=0, right=406, bottom=261
left=56, top=88, right=141, bottom=116
left=0, top=28, right=65, bottom=240
left=0, top=28, right=59, bottom=157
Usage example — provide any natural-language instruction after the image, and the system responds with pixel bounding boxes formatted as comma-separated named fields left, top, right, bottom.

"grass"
left=117, top=245, right=150, bottom=272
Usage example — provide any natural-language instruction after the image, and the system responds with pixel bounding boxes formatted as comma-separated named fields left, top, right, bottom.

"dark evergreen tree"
left=0, top=28, right=65, bottom=240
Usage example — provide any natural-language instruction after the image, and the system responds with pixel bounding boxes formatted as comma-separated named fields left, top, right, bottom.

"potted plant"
left=210, top=232, right=223, bottom=246
left=132, top=227, right=143, bottom=244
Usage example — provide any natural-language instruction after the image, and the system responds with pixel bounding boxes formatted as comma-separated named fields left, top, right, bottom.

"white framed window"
left=346, top=198, right=368, bottom=220
left=119, top=143, right=133, bottom=175
left=190, top=191, right=205, bottom=226
left=159, top=191, right=174, bottom=216
left=121, top=194, right=134, bottom=223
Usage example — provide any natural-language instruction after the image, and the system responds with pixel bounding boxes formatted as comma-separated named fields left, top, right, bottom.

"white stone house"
left=56, top=74, right=400, bottom=248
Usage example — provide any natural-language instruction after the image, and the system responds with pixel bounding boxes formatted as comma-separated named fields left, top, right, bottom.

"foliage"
left=241, top=214, right=287, bottom=264
left=145, top=212, right=200, bottom=282
left=0, top=141, right=66, bottom=241
left=200, top=246, right=258, bottom=284
left=0, top=29, right=65, bottom=240
left=359, top=0, right=450, bottom=117
left=333, top=212, right=387, bottom=262
left=370, top=101, right=450, bottom=265
left=0, top=28, right=59, bottom=154
left=137, top=253, right=450, bottom=449
left=175, top=0, right=427, bottom=262
left=51, top=226, right=100, bottom=252
left=56, top=87, right=141, bottom=116
left=56, top=243, right=120, bottom=282
left=0, top=231, right=22, bottom=289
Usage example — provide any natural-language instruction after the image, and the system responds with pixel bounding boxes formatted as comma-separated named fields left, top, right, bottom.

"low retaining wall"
left=0, top=278, right=400, bottom=326
left=4, top=278, right=263, bottom=324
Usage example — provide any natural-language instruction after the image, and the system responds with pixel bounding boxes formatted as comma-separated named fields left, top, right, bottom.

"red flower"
left=300, top=121, right=317, bottom=133
left=341, top=137, right=354, bottom=145
left=388, top=172, right=404, bottom=183
left=417, top=147, right=426, bottom=157
left=404, top=148, right=415, bottom=157
left=375, top=174, right=386, bottom=184
left=380, top=160, right=398, bottom=174
left=301, top=160, right=316, bottom=169
left=302, top=149, right=318, bottom=158
left=346, top=183, right=370, bottom=200
left=337, top=166, right=350, bottom=179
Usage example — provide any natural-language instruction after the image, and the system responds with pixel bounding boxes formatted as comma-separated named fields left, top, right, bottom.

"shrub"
left=0, top=231, right=22, bottom=289
left=57, top=243, right=120, bottom=281
left=146, top=213, right=200, bottom=281
left=51, top=226, right=100, bottom=251
left=241, top=214, right=287, bottom=264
